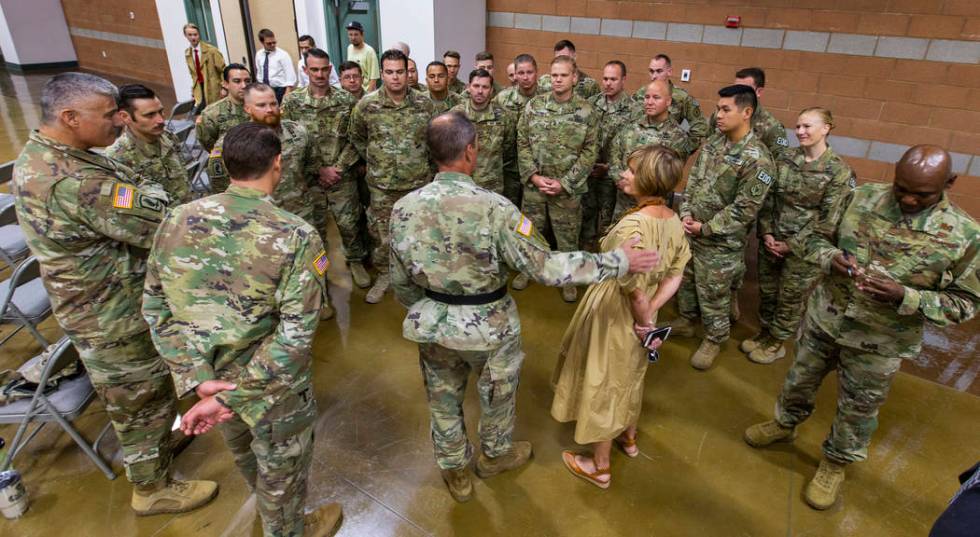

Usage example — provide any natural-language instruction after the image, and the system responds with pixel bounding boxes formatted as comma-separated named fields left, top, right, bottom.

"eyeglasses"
left=341, top=74, right=362, bottom=81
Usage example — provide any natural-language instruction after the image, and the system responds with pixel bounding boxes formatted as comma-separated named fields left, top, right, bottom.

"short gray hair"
left=41, top=72, right=118, bottom=125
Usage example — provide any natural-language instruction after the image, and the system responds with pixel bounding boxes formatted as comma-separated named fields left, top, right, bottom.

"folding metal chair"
left=0, top=203, right=29, bottom=270
left=0, top=337, right=116, bottom=480
left=165, top=99, right=196, bottom=136
left=188, top=153, right=211, bottom=195
left=0, top=256, right=52, bottom=348
left=0, top=160, right=13, bottom=185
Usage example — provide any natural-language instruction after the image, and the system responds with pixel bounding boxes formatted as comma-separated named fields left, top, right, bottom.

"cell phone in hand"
left=643, top=326, right=671, bottom=363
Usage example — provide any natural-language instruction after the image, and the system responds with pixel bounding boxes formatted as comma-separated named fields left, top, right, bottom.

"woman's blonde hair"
left=626, top=145, right=684, bottom=198
left=799, top=106, right=834, bottom=130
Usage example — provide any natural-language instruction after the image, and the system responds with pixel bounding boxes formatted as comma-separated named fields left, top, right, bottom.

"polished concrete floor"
left=1, top=66, right=978, bottom=536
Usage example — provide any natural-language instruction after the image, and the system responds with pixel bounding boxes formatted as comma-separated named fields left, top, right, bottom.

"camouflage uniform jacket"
left=589, top=92, right=641, bottom=165
left=608, top=116, right=692, bottom=180
left=349, top=87, right=436, bottom=191
left=196, top=96, right=249, bottom=152
left=759, top=145, right=855, bottom=242
left=679, top=130, right=776, bottom=251
left=494, top=85, right=546, bottom=116
left=710, top=105, right=790, bottom=159
left=538, top=71, right=600, bottom=100
left=448, top=78, right=466, bottom=95
left=105, top=128, right=191, bottom=205
left=633, top=81, right=709, bottom=147
left=13, top=131, right=167, bottom=344
left=389, top=171, right=628, bottom=351
left=209, top=120, right=315, bottom=221
left=795, top=183, right=980, bottom=359
left=450, top=99, right=515, bottom=193
left=517, top=93, right=599, bottom=196
left=143, top=184, right=327, bottom=426
left=281, top=85, right=360, bottom=173
left=427, top=91, right=462, bottom=115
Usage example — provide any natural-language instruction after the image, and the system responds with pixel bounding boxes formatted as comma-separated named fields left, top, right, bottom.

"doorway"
left=322, top=0, right=380, bottom=66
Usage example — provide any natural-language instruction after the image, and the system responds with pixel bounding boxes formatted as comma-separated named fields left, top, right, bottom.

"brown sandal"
left=561, top=451, right=611, bottom=489
left=615, top=433, right=639, bottom=458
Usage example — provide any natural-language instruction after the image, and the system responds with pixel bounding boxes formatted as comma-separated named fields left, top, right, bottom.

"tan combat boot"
left=365, top=273, right=389, bottom=304
left=748, top=337, right=787, bottom=364
left=730, top=290, right=741, bottom=322
left=475, top=441, right=533, bottom=478
left=440, top=467, right=474, bottom=503
left=805, top=459, right=846, bottom=510
left=304, top=502, right=344, bottom=537
left=131, top=478, right=219, bottom=516
left=739, top=327, right=770, bottom=353
left=561, top=285, right=577, bottom=303
left=669, top=316, right=700, bottom=338
left=511, top=273, right=530, bottom=290
left=743, top=419, right=797, bottom=448
left=349, top=261, right=371, bottom=289
left=690, top=340, right=721, bottom=370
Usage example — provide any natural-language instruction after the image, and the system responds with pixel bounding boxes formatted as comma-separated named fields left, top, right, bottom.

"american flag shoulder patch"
left=515, top=214, right=533, bottom=238
left=112, top=183, right=135, bottom=209
left=312, top=251, right=329, bottom=276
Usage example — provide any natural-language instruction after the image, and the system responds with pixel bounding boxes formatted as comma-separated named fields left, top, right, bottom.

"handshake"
left=180, top=380, right=239, bottom=436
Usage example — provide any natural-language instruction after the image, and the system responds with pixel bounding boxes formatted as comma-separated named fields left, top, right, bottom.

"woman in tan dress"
left=551, top=145, right=691, bottom=489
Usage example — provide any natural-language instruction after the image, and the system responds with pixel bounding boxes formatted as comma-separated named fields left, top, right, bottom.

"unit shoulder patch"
left=757, top=170, right=773, bottom=185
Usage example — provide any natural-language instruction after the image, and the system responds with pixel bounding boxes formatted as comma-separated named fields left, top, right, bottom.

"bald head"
left=643, top=79, right=672, bottom=120
left=893, top=144, right=955, bottom=215
left=427, top=111, right=477, bottom=169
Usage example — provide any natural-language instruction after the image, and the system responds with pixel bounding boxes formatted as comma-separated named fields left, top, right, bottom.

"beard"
left=257, top=113, right=281, bottom=127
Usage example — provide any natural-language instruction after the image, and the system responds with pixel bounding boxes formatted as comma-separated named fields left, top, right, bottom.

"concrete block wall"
left=485, top=0, right=980, bottom=218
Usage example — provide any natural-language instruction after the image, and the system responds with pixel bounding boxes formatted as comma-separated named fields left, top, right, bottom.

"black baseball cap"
left=346, top=21, right=364, bottom=32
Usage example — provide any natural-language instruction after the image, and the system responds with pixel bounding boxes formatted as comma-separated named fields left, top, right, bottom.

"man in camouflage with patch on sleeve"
left=709, top=68, right=791, bottom=160
left=450, top=68, right=515, bottom=194
left=536, top=40, right=600, bottom=100
left=495, top=53, right=545, bottom=208
left=632, top=53, right=709, bottom=149
left=282, top=48, right=371, bottom=289
left=609, top=79, right=692, bottom=220
left=389, top=112, right=661, bottom=504
left=583, top=60, right=640, bottom=250
left=196, top=63, right=251, bottom=153
left=12, top=72, right=217, bottom=516
left=673, top=84, right=776, bottom=371
left=143, top=123, right=345, bottom=537
left=745, top=145, right=980, bottom=511
left=513, top=55, right=599, bottom=303
left=106, top=84, right=192, bottom=205
left=348, top=48, right=436, bottom=304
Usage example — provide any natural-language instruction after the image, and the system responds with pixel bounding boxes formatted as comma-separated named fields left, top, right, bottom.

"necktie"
left=263, top=51, right=270, bottom=85
left=194, top=48, right=203, bottom=84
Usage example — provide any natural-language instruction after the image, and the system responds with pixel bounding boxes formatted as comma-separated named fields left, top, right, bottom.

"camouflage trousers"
left=775, top=322, right=902, bottom=464
left=579, top=171, right=617, bottom=250
left=219, top=387, right=317, bottom=537
left=367, top=186, right=412, bottom=275
left=676, top=242, right=743, bottom=343
left=758, top=249, right=822, bottom=340
left=311, top=176, right=370, bottom=262
left=418, top=336, right=524, bottom=470
left=75, top=331, right=175, bottom=484
left=502, top=156, right=523, bottom=208
left=522, top=187, right=582, bottom=253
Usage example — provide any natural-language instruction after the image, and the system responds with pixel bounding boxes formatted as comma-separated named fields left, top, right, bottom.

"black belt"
left=425, top=285, right=508, bottom=306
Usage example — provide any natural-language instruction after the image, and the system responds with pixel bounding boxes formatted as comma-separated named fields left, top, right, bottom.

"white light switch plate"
left=681, top=69, right=691, bottom=82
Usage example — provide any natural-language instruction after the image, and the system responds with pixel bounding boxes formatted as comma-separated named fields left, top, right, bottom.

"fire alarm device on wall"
left=726, top=16, right=741, bottom=28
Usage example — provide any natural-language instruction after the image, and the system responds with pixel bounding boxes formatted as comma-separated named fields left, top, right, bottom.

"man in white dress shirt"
left=297, top=34, right=339, bottom=88
left=255, top=28, right=296, bottom=102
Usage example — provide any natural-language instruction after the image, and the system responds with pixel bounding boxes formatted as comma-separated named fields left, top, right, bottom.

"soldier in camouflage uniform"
left=674, top=85, right=776, bottom=370
left=745, top=145, right=979, bottom=510
left=631, top=54, right=709, bottom=148
left=514, top=55, right=599, bottom=303
left=407, top=58, right=425, bottom=92
left=282, top=48, right=372, bottom=289
left=450, top=68, right=515, bottom=194
left=609, top=80, right=692, bottom=219
left=425, top=61, right=463, bottom=114
left=442, top=50, right=466, bottom=95
left=389, top=112, right=661, bottom=503
left=143, top=123, right=344, bottom=536
left=742, top=108, right=856, bottom=364
left=196, top=63, right=252, bottom=152
left=106, top=84, right=191, bottom=205
left=583, top=61, right=641, bottom=249
left=349, top=49, right=436, bottom=303
left=708, top=68, right=791, bottom=159
left=537, top=40, right=600, bottom=100
left=13, top=73, right=216, bottom=515
left=495, top=54, right=545, bottom=208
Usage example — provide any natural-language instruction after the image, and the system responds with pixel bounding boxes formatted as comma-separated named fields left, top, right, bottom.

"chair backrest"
left=33, top=336, right=79, bottom=387
left=173, top=122, right=194, bottom=144
left=0, top=202, right=17, bottom=227
left=168, top=100, right=196, bottom=122
left=0, top=160, right=13, bottom=185
left=1, top=256, right=42, bottom=311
